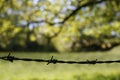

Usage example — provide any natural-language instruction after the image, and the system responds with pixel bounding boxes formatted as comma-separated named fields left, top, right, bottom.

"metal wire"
left=0, top=53, right=120, bottom=65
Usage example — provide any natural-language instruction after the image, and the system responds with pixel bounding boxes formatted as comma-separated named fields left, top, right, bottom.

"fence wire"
left=0, top=53, right=120, bottom=65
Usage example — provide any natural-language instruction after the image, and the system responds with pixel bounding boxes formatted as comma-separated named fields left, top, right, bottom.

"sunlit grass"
left=0, top=46, right=120, bottom=80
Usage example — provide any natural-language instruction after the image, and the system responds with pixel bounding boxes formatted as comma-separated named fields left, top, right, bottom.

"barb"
left=0, top=53, right=120, bottom=65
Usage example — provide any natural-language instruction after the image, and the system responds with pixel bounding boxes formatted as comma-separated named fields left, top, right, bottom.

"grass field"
left=0, top=46, right=120, bottom=80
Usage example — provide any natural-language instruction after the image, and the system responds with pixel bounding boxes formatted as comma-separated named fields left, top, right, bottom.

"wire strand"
left=0, top=53, right=120, bottom=65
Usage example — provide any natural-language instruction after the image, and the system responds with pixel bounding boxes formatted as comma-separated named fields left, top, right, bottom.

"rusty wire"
left=0, top=53, right=120, bottom=65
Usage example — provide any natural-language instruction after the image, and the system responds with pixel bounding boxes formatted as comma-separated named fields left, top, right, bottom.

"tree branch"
left=26, top=0, right=108, bottom=40
left=61, top=0, right=107, bottom=24
left=27, top=0, right=107, bottom=25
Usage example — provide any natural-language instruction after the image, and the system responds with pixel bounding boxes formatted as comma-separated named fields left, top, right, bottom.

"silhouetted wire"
left=0, top=53, right=120, bottom=65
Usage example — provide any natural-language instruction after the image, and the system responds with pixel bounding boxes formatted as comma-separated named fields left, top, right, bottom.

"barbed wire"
left=0, top=53, right=120, bottom=65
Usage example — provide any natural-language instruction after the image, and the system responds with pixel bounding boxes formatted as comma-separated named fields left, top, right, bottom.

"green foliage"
left=0, top=0, right=120, bottom=52
left=0, top=19, right=27, bottom=49
left=81, top=21, right=120, bottom=49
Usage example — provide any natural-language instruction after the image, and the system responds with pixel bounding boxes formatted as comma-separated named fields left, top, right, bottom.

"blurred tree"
left=0, top=0, right=120, bottom=52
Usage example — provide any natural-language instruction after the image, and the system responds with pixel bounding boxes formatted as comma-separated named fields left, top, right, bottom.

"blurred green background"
left=0, top=0, right=120, bottom=52
left=0, top=0, right=120, bottom=80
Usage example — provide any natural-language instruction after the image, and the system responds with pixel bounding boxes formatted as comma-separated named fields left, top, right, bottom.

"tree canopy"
left=0, top=0, right=120, bottom=52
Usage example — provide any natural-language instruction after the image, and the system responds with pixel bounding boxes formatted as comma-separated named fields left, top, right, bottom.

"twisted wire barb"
left=0, top=53, right=120, bottom=65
